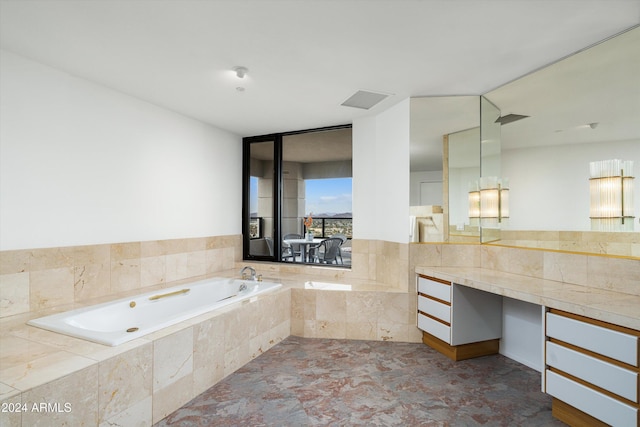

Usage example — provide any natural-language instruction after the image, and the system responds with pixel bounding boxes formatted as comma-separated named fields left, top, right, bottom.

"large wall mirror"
left=410, top=96, right=479, bottom=243
left=410, top=26, right=639, bottom=258
left=484, top=25, right=639, bottom=257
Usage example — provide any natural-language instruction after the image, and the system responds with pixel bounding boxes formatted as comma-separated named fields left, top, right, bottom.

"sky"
left=304, top=178, right=352, bottom=215
left=250, top=177, right=352, bottom=215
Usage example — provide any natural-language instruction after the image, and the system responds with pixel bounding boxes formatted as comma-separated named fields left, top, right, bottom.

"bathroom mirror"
left=410, top=96, right=479, bottom=243
left=448, top=126, right=480, bottom=242
left=410, top=27, right=639, bottom=257
left=483, top=25, right=640, bottom=256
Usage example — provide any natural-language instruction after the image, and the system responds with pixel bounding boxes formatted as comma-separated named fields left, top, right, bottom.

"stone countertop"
left=415, top=266, right=640, bottom=331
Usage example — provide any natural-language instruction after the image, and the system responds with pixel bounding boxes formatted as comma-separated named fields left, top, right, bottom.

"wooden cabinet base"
left=421, top=331, right=500, bottom=361
left=552, top=398, right=609, bottom=427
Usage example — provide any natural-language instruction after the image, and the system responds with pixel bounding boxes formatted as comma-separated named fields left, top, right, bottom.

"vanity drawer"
left=546, top=312, right=638, bottom=366
left=417, top=276, right=451, bottom=303
left=418, top=313, right=450, bottom=343
left=546, top=370, right=638, bottom=427
left=418, top=295, right=451, bottom=323
left=546, top=341, right=638, bottom=402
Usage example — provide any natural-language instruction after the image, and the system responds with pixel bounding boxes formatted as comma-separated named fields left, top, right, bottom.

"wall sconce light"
left=589, top=159, right=635, bottom=231
left=469, top=177, right=509, bottom=227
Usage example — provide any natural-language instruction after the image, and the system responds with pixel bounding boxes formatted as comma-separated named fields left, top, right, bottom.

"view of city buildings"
left=306, top=215, right=352, bottom=239
left=249, top=214, right=352, bottom=239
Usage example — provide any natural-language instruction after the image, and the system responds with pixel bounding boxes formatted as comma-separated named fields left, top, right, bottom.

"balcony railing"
left=304, top=217, right=352, bottom=239
left=250, top=217, right=353, bottom=240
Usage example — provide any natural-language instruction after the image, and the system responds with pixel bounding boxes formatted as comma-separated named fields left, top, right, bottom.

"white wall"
left=409, top=170, right=442, bottom=206
left=0, top=50, right=242, bottom=250
left=503, top=140, right=640, bottom=231
left=499, top=298, right=543, bottom=372
left=353, top=99, right=410, bottom=243
left=352, top=115, right=378, bottom=240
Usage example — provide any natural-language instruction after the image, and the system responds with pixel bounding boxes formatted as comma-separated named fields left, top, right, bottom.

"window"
left=304, top=178, right=353, bottom=239
left=242, top=126, right=352, bottom=266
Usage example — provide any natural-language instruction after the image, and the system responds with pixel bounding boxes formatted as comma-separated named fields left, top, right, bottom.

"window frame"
left=242, top=124, right=352, bottom=264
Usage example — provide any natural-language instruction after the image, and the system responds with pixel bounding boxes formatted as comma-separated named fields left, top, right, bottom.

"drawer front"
left=418, top=295, right=451, bottom=323
left=417, top=276, right=451, bottom=302
left=418, top=313, right=450, bottom=344
left=546, top=370, right=638, bottom=427
left=546, top=341, right=638, bottom=402
left=546, top=312, right=638, bottom=366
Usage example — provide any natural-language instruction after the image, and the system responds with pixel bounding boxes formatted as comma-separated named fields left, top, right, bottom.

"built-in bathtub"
left=27, top=277, right=282, bottom=346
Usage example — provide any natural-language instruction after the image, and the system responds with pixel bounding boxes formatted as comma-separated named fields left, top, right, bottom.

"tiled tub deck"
left=0, top=274, right=417, bottom=426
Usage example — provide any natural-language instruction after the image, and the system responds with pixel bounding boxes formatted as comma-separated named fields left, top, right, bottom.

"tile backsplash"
left=409, top=242, right=639, bottom=296
left=499, top=230, right=640, bottom=258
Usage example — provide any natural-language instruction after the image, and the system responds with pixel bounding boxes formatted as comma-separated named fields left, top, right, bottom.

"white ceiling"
left=1, top=0, right=639, bottom=138
left=410, top=26, right=640, bottom=172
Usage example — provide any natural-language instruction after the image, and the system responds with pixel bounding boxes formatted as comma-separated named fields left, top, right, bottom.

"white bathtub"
left=27, top=277, right=282, bottom=346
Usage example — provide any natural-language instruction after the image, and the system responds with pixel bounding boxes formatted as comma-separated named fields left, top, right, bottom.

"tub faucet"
left=240, top=266, right=257, bottom=281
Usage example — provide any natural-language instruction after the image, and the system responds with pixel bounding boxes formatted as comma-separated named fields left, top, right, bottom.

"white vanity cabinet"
left=417, top=274, right=502, bottom=361
left=544, top=309, right=640, bottom=427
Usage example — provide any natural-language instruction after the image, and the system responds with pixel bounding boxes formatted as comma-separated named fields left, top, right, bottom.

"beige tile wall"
left=2, top=235, right=636, bottom=319
left=499, top=230, right=640, bottom=257
left=0, top=237, right=412, bottom=319
left=408, top=242, right=639, bottom=297
left=290, top=288, right=422, bottom=343
left=237, top=239, right=410, bottom=291
left=0, top=236, right=241, bottom=318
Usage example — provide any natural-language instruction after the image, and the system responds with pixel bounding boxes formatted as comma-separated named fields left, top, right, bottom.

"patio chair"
left=282, top=233, right=303, bottom=262
left=330, top=233, right=348, bottom=263
left=330, top=233, right=348, bottom=244
left=312, top=237, right=344, bottom=264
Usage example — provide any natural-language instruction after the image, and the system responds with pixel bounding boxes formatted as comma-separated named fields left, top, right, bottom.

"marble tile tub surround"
left=0, top=235, right=241, bottom=318
left=0, top=275, right=418, bottom=426
left=0, top=237, right=411, bottom=319
left=241, top=239, right=410, bottom=290
left=0, top=284, right=291, bottom=426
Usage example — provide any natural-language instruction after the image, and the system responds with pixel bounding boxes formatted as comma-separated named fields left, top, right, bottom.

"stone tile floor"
left=155, top=336, right=565, bottom=426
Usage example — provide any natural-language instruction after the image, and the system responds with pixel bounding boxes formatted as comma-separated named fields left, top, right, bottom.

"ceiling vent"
left=341, top=90, right=391, bottom=110
left=495, top=114, right=529, bottom=125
